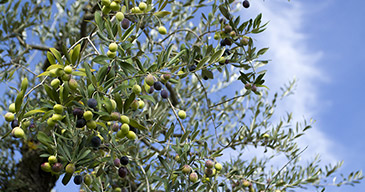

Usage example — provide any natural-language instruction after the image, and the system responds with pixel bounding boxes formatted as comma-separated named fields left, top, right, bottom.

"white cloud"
left=254, top=1, right=338, bottom=163
left=219, top=1, right=339, bottom=165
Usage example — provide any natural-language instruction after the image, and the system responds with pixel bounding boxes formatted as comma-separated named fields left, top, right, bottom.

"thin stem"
left=159, top=29, right=201, bottom=44
left=141, top=138, right=162, bottom=154
left=193, top=73, right=224, bottom=145
left=242, top=45, right=257, bottom=76
left=264, top=146, right=308, bottom=191
left=209, top=93, right=247, bottom=109
left=87, top=36, right=100, bottom=55
left=138, top=164, right=150, bottom=192
left=68, top=36, right=87, bottom=51
left=99, top=177, right=104, bottom=192
left=51, top=131, right=60, bottom=160
left=16, top=64, right=37, bottom=76
left=167, top=98, right=186, bottom=134
left=2, top=62, right=38, bottom=76
left=24, top=76, right=48, bottom=98
left=84, top=184, right=93, bottom=192
left=16, top=35, right=51, bottom=51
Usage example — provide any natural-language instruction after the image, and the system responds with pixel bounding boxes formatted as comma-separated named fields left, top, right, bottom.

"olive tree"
left=0, top=0, right=362, bottom=192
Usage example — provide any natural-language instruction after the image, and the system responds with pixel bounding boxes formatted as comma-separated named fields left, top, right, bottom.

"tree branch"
left=16, top=36, right=51, bottom=51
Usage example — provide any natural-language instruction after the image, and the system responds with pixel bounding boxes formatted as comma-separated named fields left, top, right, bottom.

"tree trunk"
left=5, top=145, right=58, bottom=192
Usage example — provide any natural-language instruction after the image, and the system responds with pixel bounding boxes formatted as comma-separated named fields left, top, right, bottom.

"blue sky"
left=229, top=0, right=365, bottom=191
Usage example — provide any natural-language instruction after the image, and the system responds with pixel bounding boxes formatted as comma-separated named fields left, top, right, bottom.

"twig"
left=68, top=36, right=87, bottom=51
left=24, top=76, right=48, bottom=98
left=0, top=62, right=37, bottom=76
left=84, top=184, right=93, bottom=192
left=14, top=63, right=37, bottom=76
left=242, top=46, right=258, bottom=76
left=198, top=30, right=218, bottom=39
left=79, top=53, right=98, bottom=63
left=264, top=146, right=308, bottom=191
left=194, top=72, right=241, bottom=149
left=193, top=73, right=224, bottom=146
left=209, top=93, right=247, bottom=108
left=86, top=36, right=100, bottom=55
left=51, top=131, right=60, bottom=160
left=159, top=29, right=201, bottom=44
left=16, top=34, right=51, bottom=51
left=27, top=44, right=51, bottom=51
left=167, top=98, right=185, bottom=134
left=138, top=164, right=150, bottom=192
left=141, top=138, right=162, bottom=154
left=99, top=177, right=104, bottom=192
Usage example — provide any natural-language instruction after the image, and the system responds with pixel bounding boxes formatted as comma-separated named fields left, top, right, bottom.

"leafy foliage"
left=0, top=0, right=363, bottom=192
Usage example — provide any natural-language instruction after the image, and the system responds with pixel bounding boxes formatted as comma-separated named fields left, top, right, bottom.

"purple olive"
left=121, top=19, right=130, bottom=29
left=118, top=167, right=128, bottom=178
left=73, top=108, right=84, bottom=118
left=148, top=86, right=154, bottom=94
left=153, top=82, right=162, bottom=91
left=114, top=158, right=121, bottom=167
left=76, top=118, right=86, bottom=128
left=120, top=156, right=129, bottom=165
left=161, top=90, right=169, bottom=99
left=11, top=120, right=19, bottom=128
left=51, top=162, right=63, bottom=172
left=87, top=98, right=98, bottom=109
left=74, top=175, right=83, bottom=185
left=189, top=65, right=196, bottom=72
left=243, top=0, right=250, bottom=8
left=91, top=136, right=101, bottom=148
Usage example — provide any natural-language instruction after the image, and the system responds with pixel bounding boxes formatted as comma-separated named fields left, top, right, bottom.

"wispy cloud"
left=219, top=1, right=338, bottom=164
left=251, top=0, right=337, bottom=163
